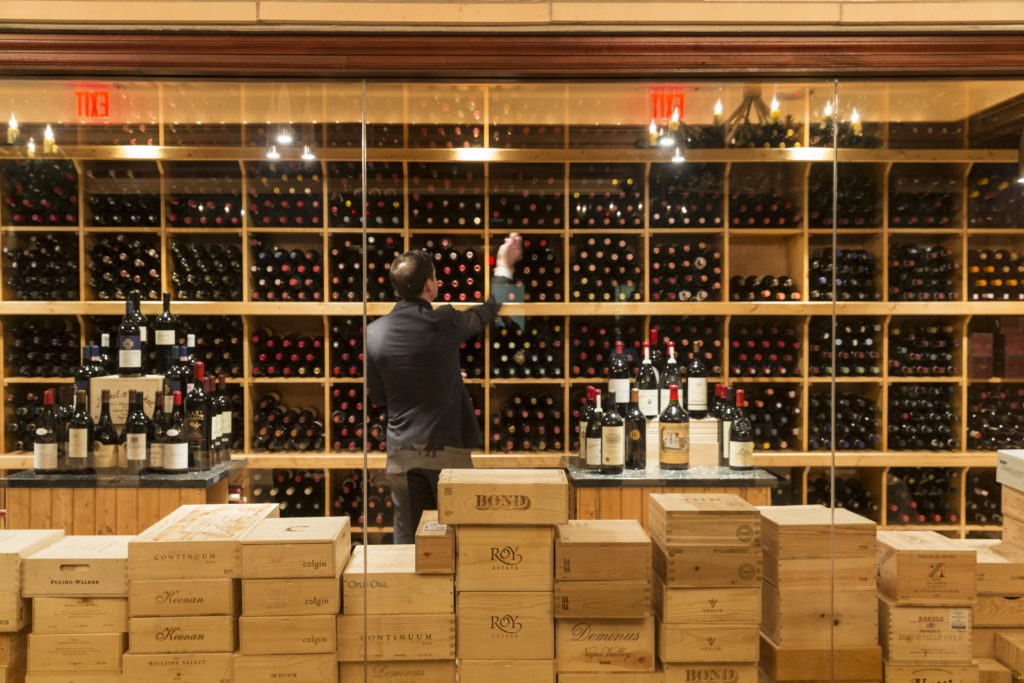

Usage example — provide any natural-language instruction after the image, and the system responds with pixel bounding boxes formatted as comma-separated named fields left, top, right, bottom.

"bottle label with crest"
left=729, top=440, right=754, bottom=468
left=119, top=335, right=142, bottom=369
left=126, top=433, right=146, bottom=461
left=638, top=389, right=659, bottom=418
left=687, top=378, right=707, bottom=410
left=601, top=425, right=625, bottom=466
left=659, top=423, right=690, bottom=466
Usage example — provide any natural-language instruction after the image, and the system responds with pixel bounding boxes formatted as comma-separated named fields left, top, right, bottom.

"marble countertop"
left=0, top=459, right=241, bottom=489
left=567, top=465, right=777, bottom=488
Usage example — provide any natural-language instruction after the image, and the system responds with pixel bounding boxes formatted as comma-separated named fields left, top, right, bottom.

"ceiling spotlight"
left=276, top=128, right=293, bottom=145
left=301, top=145, right=315, bottom=161
left=266, top=145, right=280, bottom=160
left=671, top=147, right=685, bottom=164
left=658, top=133, right=676, bottom=148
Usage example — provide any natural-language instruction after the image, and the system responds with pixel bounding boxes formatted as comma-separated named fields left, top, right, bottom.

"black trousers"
left=390, top=468, right=440, bottom=544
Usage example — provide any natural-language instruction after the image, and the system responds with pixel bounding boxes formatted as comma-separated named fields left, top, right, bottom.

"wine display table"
left=568, top=466, right=776, bottom=533
left=0, top=460, right=241, bottom=534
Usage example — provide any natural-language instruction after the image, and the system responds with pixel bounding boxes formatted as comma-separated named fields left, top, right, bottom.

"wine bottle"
left=33, top=389, right=59, bottom=474
left=686, top=341, right=708, bottom=419
left=569, top=236, right=643, bottom=302
left=729, top=323, right=801, bottom=377
left=600, top=391, right=625, bottom=474
left=117, top=297, right=143, bottom=377
left=636, top=341, right=660, bottom=419
left=149, top=389, right=167, bottom=472
left=729, top=389, right=754, bottom=470
left=3, top=233, right=79, bottom=300
left=577, top=386, right=596, bottom=462
left=98, top=333, right=115, bottom=374
left=216, top=376, right=232, bottom=462
left=123, top=390, right=149, bottom=475
left=659, top=341, right=683, bottom=411
left=87, top=237, right=161, bottom=301
left=608, top=341, right=631, bottom=414
left=54, top=385, right=74, bottom=468
left=93, top=389, right=119, bottom=472
left=718, top=386, right=737, bottom=466
left=66, top=389, right=94, bottom=473
left=153, top=292, right=177, bottom=374
left=163, top=390, right=188, bottom=473
left=625, top=388, right=646, bottom=470
left=585, top=389, right=604, bottom=471
left=658, top=385, right=689, bottom=470
left=187, top=361, right=211, bottom=469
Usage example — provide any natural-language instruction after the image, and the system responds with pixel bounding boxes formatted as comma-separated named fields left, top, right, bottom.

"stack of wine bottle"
left=3, top=233, right=79, bottom=300
left=326, top=122, right=403, bottom=149
left=365, top=404, right=387, bottom=452
left=968, top=164, right=1024, bottom=228
left=968, top=249, right=1024, bottom=301
left=250, top=327, right=324, bottom=378
left=808, top=248, right=881, bottom=301
left=330, top=386, right=364, bottom=451
left=490, top=318, right=563, bottom=379
left=808, top=118, right=882, bottom=149
left=889, top=175, right=960, bottom=226
left=888, top=384, right=960, bottom=450
left=729, top=323, right=800, bottom=377
left=249, top=238, right=323, bottom=302
left=489, top=165, right=564, bottom=228
left=489, top=94, right=564, bottom=148
left=176, top=316, right=244, bottom=379
left=728, top=116, right=801, bottom=148
left=330, top=469, right=395, bottom=529
left=649, top=162, right=723, bottom=228
left=889, top=322, right=959, bottom=376
left=7, top=319, right=79, bottom=377
left=649, top=240, right=723, bottom=302
left=965, top=469, right=1002, bottom=525
left=329, top=234, right=402, bottom=302
left=886, top=468, right=959, bottom=524
left=170, top=241, right=243, bottom=301
left=806, top=473, right=880, bottom=515
left=251, top=392, right=324, bottom=452
left=569, top=164, right=644, bottom=228
left=967, top=385, right=1024, bottom=450
left=418, top=238, right=483, bottom=302
left=888, top=243, right=959, bottom=301
left=87, top=234, right=161, bottom=301
left=246, top=161, right=323, bottom=227
left=807, top=164, right=883, bottom=228
left=3, top=159, right=78, bottom=226
left=808, top=318, right=883, bottom=377
left=728, top=274, right=801, bottom=301
left=490, top=392, right=563, bottom=452
left=166, top=178, right=242, bottom=227
left=6, top=388, right=44, bottom=452
left=728, top=190, right=801, bottom=228
left=514, top=237, right=563, bottom=302
left=408, top=163, right=484, bottom=228
left=408, top=92, right=482, bottom=149
left=329, top=318, right=363, bottom=378
left=327, top=161, right=403, bottom=228
left=569, top=237, right=643, bottom=302
left=743, top=386, right=801, bottom=451
left=461, top=337, right=483, bottom=379
left=569, top=319, right=642, bottom=378
left=250, top=469, right=326, bottom=517
left=86, top=168, right=159, bottom=227
left=807, top=392, right=881, bottom=450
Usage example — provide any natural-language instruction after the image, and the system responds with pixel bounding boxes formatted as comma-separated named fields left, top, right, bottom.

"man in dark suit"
left=367, top=233, right=522, bottom=543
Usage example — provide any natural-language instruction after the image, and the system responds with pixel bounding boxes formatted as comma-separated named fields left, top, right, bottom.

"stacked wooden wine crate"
left=876, top=530, right=978, bottom=683
left=22, top=534, right=132, bottom=683
left=649, top=493, right=761, bottom=683
left=0, top=530, right=62, bottom=682
left=122, top=503, right=278, bottom=682
left=238, top=516, right=349, bottom=682
left=439, top=468, right=569, bottom=683
left=757, top=506, right=881, bottom=683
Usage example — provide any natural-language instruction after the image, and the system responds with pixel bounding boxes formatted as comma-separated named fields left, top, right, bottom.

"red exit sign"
left=650, top=87, right=685, bottom=122
left=72, top=84, right=112, bottom=120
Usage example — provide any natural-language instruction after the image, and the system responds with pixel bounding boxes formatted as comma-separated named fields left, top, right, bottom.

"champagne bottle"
left=686, top=340, right=708, bottom=419
left=658, top=384, right=689, bottom=470
left=729, top=389, right=754, bottom=470
left=33, top=389, right=59, bottom=474
left=153, top=291, right=177, bottom=374
left=163, top=390, right=188, bottom=473
left=123, top=390, right=149, bottom=475
left=625, top=387, right=646, bottom=470
left=66, top=389, right=94, bottom=473
left=585, top=389, right=604, bottom=470
left=93, top=389, right=119, bottom=472
left=117, top=296, right=143, bottom=377
left=636, top=341, right=660, bottom=419
left=600, top=390, right=625, bottom=474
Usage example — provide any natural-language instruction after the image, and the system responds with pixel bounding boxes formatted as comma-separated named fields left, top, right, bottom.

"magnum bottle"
left=658, top=384, right=689, bottom=470
left=33, top=389, right=59, bottom=474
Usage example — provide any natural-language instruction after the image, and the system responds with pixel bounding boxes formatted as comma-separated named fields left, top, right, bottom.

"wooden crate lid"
left=651, top=493, right=759, bottom=517
left=133, top=504, right=278, bottom=543
left=877, top=529, right=976, bottom=555
left=26, top=535, right=132, bottom=560
left=556, top=520, right=649, bottom=547
left=345, top=544, right=416, bottom=575
left=416, top=511, right=452, bottom=538
left=242, top=516, right=350, bottom=546
left=758, top=505, right=877, bottom=529
left=439, top=468, right=567, bottom=487
left=0, top=530, right=65, bottom=558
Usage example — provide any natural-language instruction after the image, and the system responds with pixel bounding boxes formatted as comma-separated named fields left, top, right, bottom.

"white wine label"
left=659, top=389, right=671, bottom=412
left=68, top=427, right=89, bottom=460
left=729, top=440, right=754, bottom=468
left=210, top=413, right=222, bottom=442
left=222, top=411, right=232, bottom=436
left=578, top=420, right=588, bottom=459
left=119, top=348, right=142, bottom=368
left=126, top=433, right=147, bottom=461
left=139, top=326, right=147, bottom=343
left=602, top=425, right=625, bottom=466
left=949, top=608, right=969, bottom=631
left=586, top=437, right=602, bottom=467
left=155, top=329, right=175, bottom=345
left=164, top=442, right=188, bottom=470
left=163, top=395, right=174, bottom=413
left=608, top=379, right=630, bottom=404
left=33, top=441, right=57, bottom=470
left=638, top=389, right=659, bottom=417
left=687, top=377, right=708, bottom=410
left=93, top=443, right=116, bottom=469
left=659, top=423, right=690, bottom=467
left=149, top=442, right=164, bottom=469
left=721, top=420, right=732, bottom=451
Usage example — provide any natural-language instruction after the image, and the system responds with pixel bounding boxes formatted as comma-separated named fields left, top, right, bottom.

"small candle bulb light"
left=6, top=113, right=18, bottom=144
left=669, top=107, right=680, bottom=132
left=43, top=124, right=55, bottom=154
left=770, top=96, right=781, bottom=121
left=823, top=101, right=834, bottom=124
left=850, top=108, right=862, bottom=136
left=26, top=137, right=35, bottom=157
left=713, top=99, right=724, bottom=127
left=648, top=119, right=658, bottom=147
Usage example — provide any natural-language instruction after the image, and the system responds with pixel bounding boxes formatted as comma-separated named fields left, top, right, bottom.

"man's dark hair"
left=389, top=250, right=435, bottom=301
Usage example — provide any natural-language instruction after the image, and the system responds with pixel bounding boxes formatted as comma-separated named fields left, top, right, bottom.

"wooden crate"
left=24, top=673, right=120, bottom=683
left=879, top=598, right=972, bottom=663
left=653, top=574, right=759, bottom=624
left=339, top=660, right=456, bottom=682
left=242, top=575, right=339, bottom=616
left=561, top=671, right=666, bottom=683
left=1004, top=514, right=1024, bottom=550
left=0, top=595, right=28, bottom=634
left=656, top=620, right=758, bottom=663
left=415, top=511, right=455, bottom=574
left=128, top=615, right=237, bottom=654
left=978, top=657, right=1011, bottom=683
left=975, top=627, right=1024, bottom=658
left=0, top=630, right=26, bottom=669
left=31, top=597, right=127, bottom=634
left=994, top=631, right=1024, bottom=672
left=882, top=661, right=979, bottom=683
left=555, top=520, right=650, bottom=581
left=460, top=659, right=555, bottom=682
left=26, top=632, right=125, bottom=672
left=241, top=516, right=351, bottom=580
left=22, top=535, right=131, bottom=598
left=758, top=634, right=882, bottom=682
left=121, top=652, right=233, bottom=683
left=128, top=503, right=278, bottom=580
left=555, top=615, right=655, bottom=673
left=456, top=591, right=554, bottom=660
left=129, top=578, right=239, bottom=617
left=0, top=530, right=63, bottom=593
left=1002, top=484, right=1024, bottom=520
left=652, top=543, right=761, bottom=588
left=758, top=506, right=876, bottom=559
left=648, top=494, right=760, bottom=549
left=456, top=525, right=554, bottom=592
left=554, top=578, right=650, bottom=619
left=976, top=594, right=1024, bottom=627
left=337, top=614, right=456, bottom=661
left=876, top=530, right=977, bottom=606
left=239, top=614, right=336, bottom=655
left=663, top=663, right=755, bottom=683
left=343, top=544, right=454, bottom=615
left=438, top=468, right=569, bottom=525
left=957, top=540, right=1024, bottom=595
left=761, top=583, right=878, bottom=648
left=234, top=653, right=338, bottom=683
left=762, top=549, right=875, bottom=590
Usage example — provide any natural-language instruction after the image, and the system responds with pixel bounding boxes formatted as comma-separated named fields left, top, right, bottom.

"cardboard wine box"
left=652, top=544, right=761, bottom=588
left=648, top=494, right=760, bottom=549
left=128, top=503, right=278, bottom=580
left=758, top=505, right=876, bottom=559
left=241, top=516, right=351, bottom=579
left=342, top=544, right=454, bottom=615
left=415, top=511, right=455, bottom=574
left=438, top=468, right=569, bottom=525
left=31, top=597, right=127, bottom=634
left=459, top=658, right=555, bottom=683
left=653, top=574, right=759, bottom=624
left=456, top=525, right=554, bottom=592
left=239, top=614, right=336, bottom=655
left=129, top=578, right=239, bottom=617
left=554, top=578, right=650, bottom=619
left=22, top=535, right=131, bottom=598
left=555, top=520, right=651, bottom=582
left=234, top=653, right=338, bottom=683
left=758, top=633, right=882, bottom=682
left=882, top=662, right=979, bottom=683
left=663, top=663, right=756, bottom=683
left=560, top=671, right=666, bottom=683
left=128, top=615, right=237, bottom=654
left=997, top=450, right=1024, bottom=494
left=456, top=591, right=554, bottom=660
left=555, top=615, right=656, bottom=673
left=26, top=632, right=125, bottom=672
left=656, top=620, right=758, bottom=663
left=339, top=660, right=456, bottom=682
left=243, top=575, right=340, bottom=616
left=978, top=657, right=1012, bottom=683
left=878, top=598, right=972, bottom=663
left=762, top=583, right=878, bottom=648
left=336, top=614, right=456, bottom=661
left=121, top=652, right=233, bottom=683
left=0, top=530, right=64, bottom=594
left=876, top=530, right=977, bottom=606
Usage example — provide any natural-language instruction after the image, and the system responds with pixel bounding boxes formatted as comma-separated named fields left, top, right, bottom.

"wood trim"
left=0, top=32, right=1024, bottom=79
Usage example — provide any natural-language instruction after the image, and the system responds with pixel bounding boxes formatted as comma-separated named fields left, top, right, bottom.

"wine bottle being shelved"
left=330, top=234, right=402, bottom=302
left=888, top=243, right=959, bottom=302
left=964, top=469, right=1002, bottom=525
left=2, top=159, right=78, bottom=226
left=328, top=161, right=404, bottom=228
left=968, top=249, right=1024, bottom=301
left=408, top=163, right=484, bottom=229
left=808, top=392, right=881, bottom=451
left=87, top=234, right=161, bottom=301
left=490, top=317, right=563, bottom=379
left=490, top=391, right=563, bottom=453
left=489, top=164, right=564, bottom=229
left=246, top=161, right=323, bottom=228
left=739, top=385, right=801, bottom=451
left=6, top=318, right=78, bottom=377
left=570, top=237, right=643, bottom=302
left=887, top=467, right=959, bottom=525
left=329, top=318, right=364, bottom=379
left=170, top=241, right=243, bottom=301
left=968, top=164, right=1024, bottom=229
left=514, top=238, right=563, bottom=302
left=329, top=468, right=395, bottom=528
left=3, top=233, right=79, bottom=300
left=967, top=385, right=1024, bottom=450
left=251, top=326, right=325, bottom=379
left=251, top=391, right=325, bottom=453
left=889, top=322, right=959, bottom=377
left=416, top=237, right=484, bottom=303
left=569, top=163, right=644, bottom=229
left=889, top=174, right=960, bottom=227
left=807, top=164, right=883, bottom=228
left=888, top=384, right=960, bottom=451
left=86, top=167, right=159, bottom=228
left=728, top=274, right=801, bottom=302
left=806, top=473, right=881, bottom=515
left=569, top=318, right=642, bottom=378
left=728, top=322, right=801, bottom=377
left=808, top=248, right=881, bottom=301
left=250, top=469, right=328, bottom=517
left=649, top=240, right=722, bottom=302
left=807, top=317, right=883, bottom=377
left=249, top=238, right=323, bottom=302
left=649, top=162, right=723, bottom=228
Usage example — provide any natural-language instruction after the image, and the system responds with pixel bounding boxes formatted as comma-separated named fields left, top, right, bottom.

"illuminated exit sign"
left=72, top=84, right=112, bottom=120
left=649, top=87, right=685, bottom=122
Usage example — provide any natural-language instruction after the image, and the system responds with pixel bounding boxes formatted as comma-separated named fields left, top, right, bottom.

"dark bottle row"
left=330, top=468, right=395, bottom=529
left=330, top=385, right=365, bottom=452
left=3, top=159, right=78, bottom=226
left=808, top=393, right=881, bottom=451
left=171, top=241, right=243, bottom=301
left=247, top=162, right=323, bottom=228
left=250, top=469, right=326, bottom=517
left=330, top=318, right=364, bottom=379
left=968, top=249, right=1024, bottom=301
left=968, top=385, right=1024, bottom=451
left=649, top=240, right=722, bottom=302
left=328, top=161, right=404, bottom=229
left=889, top=323, right=959, bottom=377
left=807, top=164, right=883, bottom=229
left=490, top=391, right=564, bottom=452
left=250, top=326, right=324, bottom=379
left=3, top=233, right=79, bottom=300
left=490, top=317, right=563, bottom=379
left=250, top=238, right=323, bottom=302
left=569, top=237, right=642, bottom=302
left=728, top=274, right=801, bottom=302
left=649, top=163, right=723, bottom=228
left=490, top=165, right=564, bottom=229
left=889, top=174, right=961, bottom=227
left=808, top=318, right=883, bottom=378
left=968, top=164, right=1024, bottom=229
left=888, top=384, right=960, bottom=451
left=418, top=237, right=484, bottom=303
left=887, top=467, right=959, bottom=525
left=743, top=386, right=801, bottom=451
left=251, top=392, right=325, bottom=452
left=728, top=322, right=800, bottom=378
left=330, top=234, right=403, bottom=302
left=808, top=248, right=880, bottom=302
left=87, top=234, right=161, bottom=301
left=888, top=243, right=959, bottom=302
left=806, top=472, right=880, bottom=515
